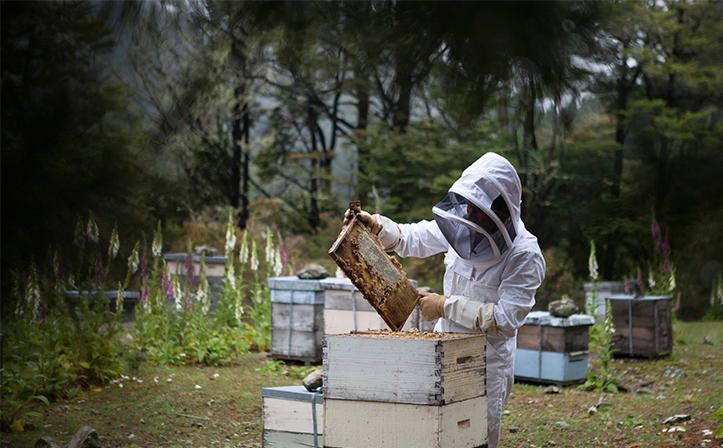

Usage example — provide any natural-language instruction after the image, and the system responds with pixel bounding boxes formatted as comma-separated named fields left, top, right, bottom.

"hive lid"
left=328, top=210, right=418, bottom=331
left=524, top=311, right=595, bottom=327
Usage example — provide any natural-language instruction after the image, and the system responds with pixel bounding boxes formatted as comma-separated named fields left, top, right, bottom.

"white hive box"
left=320, top=277, right=432, bottom=334
left=515, top=311, right=594, bottom=385
left=583, top=281, right=626, bottom=322
left=323, top=331, right=488, bottom=448
left=262, top=386, right=323, bottom=448
left=268, top=276, right=429, bottom=363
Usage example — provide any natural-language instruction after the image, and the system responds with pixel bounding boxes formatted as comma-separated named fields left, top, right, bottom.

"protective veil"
left=375, top=152, right=546, bottom=448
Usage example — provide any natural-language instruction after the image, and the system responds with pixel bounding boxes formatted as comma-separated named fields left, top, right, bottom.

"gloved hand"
left=343, top=208, right=382, bottom=235
left=418, top=292, right=447, bottom=321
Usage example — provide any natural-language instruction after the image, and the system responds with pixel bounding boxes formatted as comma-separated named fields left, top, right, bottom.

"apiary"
left=607, top=295, right=673, bottom=358
left=323, top=330, right=488, bottom=448
left=514, top=311, right=594, bottom=385
left=328, top=210, right=419, bottom=331
left=262, top=385, right=323, bottom=448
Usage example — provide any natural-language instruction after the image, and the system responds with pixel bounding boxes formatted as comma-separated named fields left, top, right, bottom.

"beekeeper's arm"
left=419, top=249, right=545, bottom=336
left=342, top=209, right=448, bottom=257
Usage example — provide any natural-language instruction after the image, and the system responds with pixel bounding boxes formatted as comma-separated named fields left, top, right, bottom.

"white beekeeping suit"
left=372, top=152, right=546, bottom=448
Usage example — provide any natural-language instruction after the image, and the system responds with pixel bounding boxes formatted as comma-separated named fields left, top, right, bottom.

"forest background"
left=3, top=0, right=723, bottom=321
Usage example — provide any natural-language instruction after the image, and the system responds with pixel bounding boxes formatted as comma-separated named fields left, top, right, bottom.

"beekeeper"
left=344, top=152, right=545, bottom=448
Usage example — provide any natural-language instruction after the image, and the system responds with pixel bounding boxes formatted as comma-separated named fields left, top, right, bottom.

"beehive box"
left=607, top=295, right=673, bottom=358
left=323, top=331, right=487, bottom=448
left=321, top=277, right=433, bottom=333
left=583, top=281, right=626, bottom=322
left=262, top=386, right=323, bottom=448
left=328, top=214, right=418, bottom=331
left=515, top=311, right=594, bottom=385
left=269, top=277, right=429, bottom=363
left=269, top=277, right=325, bottom=363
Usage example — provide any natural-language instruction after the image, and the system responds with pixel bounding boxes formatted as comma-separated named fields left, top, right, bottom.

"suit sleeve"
left=375, top=215, right=448, bottom=258
left=491, top=248, right=546, bottom=338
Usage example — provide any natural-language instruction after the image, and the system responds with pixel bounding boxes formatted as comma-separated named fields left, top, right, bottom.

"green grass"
left=2, top=322, right=721, bottom=448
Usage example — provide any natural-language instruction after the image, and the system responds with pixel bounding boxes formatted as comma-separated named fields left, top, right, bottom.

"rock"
left=703, top=335, right=713, bottom=345
left=508, top=426, right=520, bottom=433
left=662, top=367, right=685, bottom=378
left=303, top=369, right=323, bottom=391
left=544, top=386, right=560, bottom=394
left=34, top=437, right=68, bottom=448
left=548, top=299, right=579, bottom=318
left=553, top=421, right=570, bottom=430
left=56, top=405, right=70, bottom=413
left=159, top=435, right=170, bottom=444
left=662, top=414, right=691, bottom=425
left=297, top=264, right=329, bottom=279
left=68, top=426, right=100, bottom=448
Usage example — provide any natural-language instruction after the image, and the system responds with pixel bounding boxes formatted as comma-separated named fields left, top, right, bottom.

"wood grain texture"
left=323, top=333, right=486, bottom=405
left=517, top=325, right=590, bottom=353
left=328, top=217, right=418, bottom=331
left=323, top=397, right=488, bottom=448
left=609, top=297, right=672, bottom=357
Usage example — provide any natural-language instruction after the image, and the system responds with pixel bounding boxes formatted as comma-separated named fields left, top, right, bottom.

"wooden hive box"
left=320, top=277, right=434, bottom=334
left=328, top=213, right=418, bottom=331
left=268, top=277, right=325, bottom=363
left=262, top=386, right=323, bottom=448
left=608, top=295, right=673, bottom=358
left=323, top=331, right=487, bottom=448
left=515, top=311, right=594, bottom=385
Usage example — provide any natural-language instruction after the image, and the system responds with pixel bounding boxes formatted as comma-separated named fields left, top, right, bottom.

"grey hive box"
left=262, top=386, right=323, bottom=448
left=607, top=295, right=673, bottom=358
left=268, top=276, right=425, bottom=363
left=322, top=331, right=488, bottom=448
left=515, top=311, right=595, bottom=385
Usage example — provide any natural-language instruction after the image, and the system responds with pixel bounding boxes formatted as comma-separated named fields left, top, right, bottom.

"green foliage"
left=711, top=406, right=723, bottom=439
left=581, top=300, right=619, bottom=394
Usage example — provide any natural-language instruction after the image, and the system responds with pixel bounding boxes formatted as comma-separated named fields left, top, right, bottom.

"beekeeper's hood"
left=432, top=152, right=522, bottom=261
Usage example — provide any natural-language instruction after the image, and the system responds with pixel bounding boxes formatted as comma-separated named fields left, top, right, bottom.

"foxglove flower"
left=173, top=276, right=182, bottom=312
left=109, top=224, right=120, bottom=260
left=265, top=229, right=273, bottom=264
left=225, top=216, right=236, bottom=257
left=588, top=240, right=599, bottom=282
left=250, top=240, right=259, bottom=272
left=87, top=213, right=99, bottom=245
left=128, top=242, right=140, bottom=274
left=651, top=219, right=660, bottom=239
left=239, top=231, right=248, bottom=264
left=152, top=221, right=163, bottom=257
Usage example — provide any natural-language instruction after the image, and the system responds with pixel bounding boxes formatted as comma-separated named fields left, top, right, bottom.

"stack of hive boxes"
left=322, top=331, right=488, bottom=448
